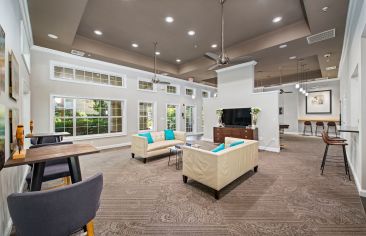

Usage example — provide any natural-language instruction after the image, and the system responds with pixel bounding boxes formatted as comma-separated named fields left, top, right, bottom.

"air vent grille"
left=307, top=29, right=335, bottom=44
left=70, top=49, right=85, bottom=57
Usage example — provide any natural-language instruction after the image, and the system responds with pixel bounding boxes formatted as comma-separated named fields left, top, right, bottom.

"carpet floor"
left=79, top=135, right=366, bottom=235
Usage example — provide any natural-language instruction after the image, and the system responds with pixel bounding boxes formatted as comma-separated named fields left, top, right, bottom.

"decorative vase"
left=16, top=125, right=24, bottom=154
left=30, top=120, right=34, bottom=134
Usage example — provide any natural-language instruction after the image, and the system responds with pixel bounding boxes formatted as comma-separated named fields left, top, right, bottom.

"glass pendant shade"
left=295, top=83, right=300, bottom=89
left=299, top=88, right=303, bottom=92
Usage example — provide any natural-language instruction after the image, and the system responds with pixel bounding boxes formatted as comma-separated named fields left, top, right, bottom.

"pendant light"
left=295, top=59, right=300, bottom=89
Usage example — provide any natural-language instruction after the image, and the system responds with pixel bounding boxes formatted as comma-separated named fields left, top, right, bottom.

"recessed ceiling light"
left=211, top=44, right=218, bottom=48
left=155, top=51, right=161, bottom=55
left=322, top=6, right=328, bottom=12
left=289, top=56, right=297, bottom=60
left=94, top=30, right=103, bottom=36
left=48, top=34, right=58, bottom=39
left=279, top=44, right=287, bottom=48
left=132, top=43, right=139, bottom=48
left=188, top=30, right=195, bottom=36
left=165, top=16, right=174, bottom=23
left=176, top=59, right=181, bottom=63
left=272, top=16, right=282, bottom=23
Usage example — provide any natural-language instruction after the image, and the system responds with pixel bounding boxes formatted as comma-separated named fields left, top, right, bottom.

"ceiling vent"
left=70, top=49, right=85, bottom=57
left=307, top=29, right=335, bottom=44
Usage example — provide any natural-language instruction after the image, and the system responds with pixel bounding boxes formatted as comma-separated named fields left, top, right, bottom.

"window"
left=53, top=96, right=125, bottom=137
left=185, top=105, right=195, bottom=133
left=51, top=62, right=126, bottom=88
left=138, top=80, right=155, bottom=91
left=202, top=90, right=210, bottom=98
left=166, top=104, right=179, bottom=130
left=185, top=88, right=194, bottom=96
left=139, top=102, right=154, bottom=131
left=166, top=85, right=179, bottom=95
left=201, top=106, right=204, bottom=130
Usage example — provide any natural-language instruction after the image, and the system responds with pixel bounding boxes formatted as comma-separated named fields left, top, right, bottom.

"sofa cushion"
left=211, top=143, right=225, bottom=153
left=147, top=140, right=184, bottom=152
left=229, top=140, right=245, bottom=147
left=138, top=132, right=154, bottom=144
left=150, top=131, right=165, bottom=142
left=164, top=129, right=175, bottom=140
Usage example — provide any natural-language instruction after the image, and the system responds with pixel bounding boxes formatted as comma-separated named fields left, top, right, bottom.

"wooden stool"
left=327, top=121, right=338, bottom=137
left=320, top=132, right=350, bottom=180
left=315, top=121, right=325, bottom=136
left=303, top=121, right=313, bottom=136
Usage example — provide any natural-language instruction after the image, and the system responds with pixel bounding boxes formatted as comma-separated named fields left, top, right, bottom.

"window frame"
left=137, top=100, right=157, bottom=132
left=166, top=104, right=180, bottom=131
left=137, top=78, right=157, bottom=92
left=50, top=61, right=127, bottom=89
left=185, top=105, right=197, bottom=133
left=185, top=86, right=196, bottom=97
left=49, top=94, right=127, bottom=141
left=201, top=89, right=211, bottom=98
left=165, top=84, right=180, bottom=95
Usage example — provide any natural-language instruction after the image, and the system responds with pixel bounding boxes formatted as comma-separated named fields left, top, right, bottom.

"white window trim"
left=49, top=61, right=127, bottom=89
left=138, top=100, right=157, bottom=132
left=201, top=89, right=211, bottom=98
left=165, top=84, right=180, bottom=95
left=137, top=78, right=157, bottom=92
left=185, top=86, right=196, bottom=97
left=49, top=94, right=127, bottom=141
left=165, top=104, right=181, bottom=131
left=185, top=105, right=197, bottom=133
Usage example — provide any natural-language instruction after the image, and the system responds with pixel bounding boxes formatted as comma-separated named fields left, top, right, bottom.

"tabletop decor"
left=30, top=120, right=34, bottom=133
left=251, top=107, right=261, bottom=129
left=13, top=124, right=26, bottom=159
left=216, top=109, right=223, bottom=127
left=306, top=90, right=332, bottom=114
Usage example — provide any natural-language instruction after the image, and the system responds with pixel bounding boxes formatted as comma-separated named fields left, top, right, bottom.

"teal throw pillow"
left=229, top=140, right=245, bottom=147
left=211, top=143, right=225, bottom=153
left=138, top=132, right=154, bottom=144
left=164, top=129, right=175, bottom=140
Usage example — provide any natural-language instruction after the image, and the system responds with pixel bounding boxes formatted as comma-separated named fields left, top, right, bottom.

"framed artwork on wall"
left=9, top=109, right=19, bottom=153
left=0, top=104, right=5, bottom=171
left=306, top=90, right=332, bottom=114
left=9, top=51, right=19, bottom=101
left=0, top=24, right=5, bottom=93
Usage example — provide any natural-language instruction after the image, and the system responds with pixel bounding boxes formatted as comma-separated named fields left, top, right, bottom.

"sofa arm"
left=174, top=131, right=187, bottom=143
left=131, top=135, right=148, bottom=158
left=225, top=137, right=245, bottom=148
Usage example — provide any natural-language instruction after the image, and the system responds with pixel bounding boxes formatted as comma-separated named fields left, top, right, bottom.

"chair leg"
left=321, top=144, right=329, bottom=174
left=183, top=175, right=188, bottom=183
left=131, top=153, right=135, bottom=158
left=86, top=221, right=95, bottom=236
left=311, top=125, right=313, bottom=135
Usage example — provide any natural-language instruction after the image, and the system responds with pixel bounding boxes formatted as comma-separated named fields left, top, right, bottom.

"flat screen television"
left=221, top=108, right=252, bottom=127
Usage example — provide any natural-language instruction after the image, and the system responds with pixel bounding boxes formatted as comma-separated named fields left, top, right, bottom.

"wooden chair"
left=320, top=132, right=350, bottom=180
left=315, top=121, right=325, bottom=136
left=303, top=121, right=313, bottom=136
left=327, top=121, right=338, bottom=137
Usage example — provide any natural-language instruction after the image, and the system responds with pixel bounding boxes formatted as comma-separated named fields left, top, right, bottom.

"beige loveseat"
left=131, top=131, right=186, bottom=163
left=182, top=137, right=258, bottom=199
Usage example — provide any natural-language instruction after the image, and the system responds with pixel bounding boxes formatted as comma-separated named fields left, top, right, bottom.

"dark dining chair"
left=315, top=121, right=325, bottom=136
left=320, top=132, right=350, bottom=180
left=26, top=141, right=73, bottom=190
left=303, top=121, right=313, bottom=136
left=327, top=121, right=338, bottom=137
left=8, top=173, right=103, bottom=236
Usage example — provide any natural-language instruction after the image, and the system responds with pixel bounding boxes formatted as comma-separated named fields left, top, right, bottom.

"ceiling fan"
left=205, top=0, right=251, bottom=70
left=151, top=42, right=170, bottom=84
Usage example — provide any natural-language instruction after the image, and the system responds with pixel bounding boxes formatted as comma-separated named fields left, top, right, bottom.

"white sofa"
left=131, top=131, right=186, bottom=163
left=182, top=137, right=258, bottom=199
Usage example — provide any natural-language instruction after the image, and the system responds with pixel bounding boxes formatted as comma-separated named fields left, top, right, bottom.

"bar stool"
left=327, top=121, right=338, bottom=137
left=320, top=132, right=350, bottom=180
left=303, top=121, right=313, bottom=136
left=315, top=121, right=325, bottom=136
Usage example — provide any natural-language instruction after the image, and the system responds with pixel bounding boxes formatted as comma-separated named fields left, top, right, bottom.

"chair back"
left=304, top=121, right=312, bottom=125
left=8, top=173, right=103, bottom=236
left=328, top=121, right=336, bottom=127
left=316, top=121, right=324, bottom=126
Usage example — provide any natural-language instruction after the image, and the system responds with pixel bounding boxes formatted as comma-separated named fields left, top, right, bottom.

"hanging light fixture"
left=295, top=59, right=300, bottom=89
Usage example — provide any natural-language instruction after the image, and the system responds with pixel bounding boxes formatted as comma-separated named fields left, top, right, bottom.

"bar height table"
left=4, top=143, right=99, bottom=191
left=26, top=132, right=71, bottom=144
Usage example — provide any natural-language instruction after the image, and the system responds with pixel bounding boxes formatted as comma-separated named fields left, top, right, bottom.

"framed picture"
left=9, top=109, right=19, bottom=153
left=9, top=51, right=19, bottom=101
left=0, top=24, right=5, bottom=93
left=0, top=104, right=5, bottom=171
left=306, top=90, right=332, bottom=114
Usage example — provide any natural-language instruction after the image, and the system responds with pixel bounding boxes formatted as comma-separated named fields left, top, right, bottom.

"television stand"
left=213, top=127, right=258, bottom=143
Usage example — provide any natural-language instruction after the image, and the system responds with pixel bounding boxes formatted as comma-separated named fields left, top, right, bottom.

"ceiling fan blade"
left=230, top=55, right=251, bottom=63
left=204, top=52, right=220, bottom=61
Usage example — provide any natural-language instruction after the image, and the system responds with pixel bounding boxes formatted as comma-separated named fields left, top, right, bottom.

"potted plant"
left=250, top=107, right=261, bottom=129
left=216, top=109, right=224, bottom=127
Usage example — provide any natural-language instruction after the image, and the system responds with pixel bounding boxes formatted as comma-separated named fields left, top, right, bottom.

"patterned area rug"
left=79, top=135, right=366, bottom=235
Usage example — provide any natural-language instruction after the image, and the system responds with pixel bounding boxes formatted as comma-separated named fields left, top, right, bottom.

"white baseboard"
left=259, top=146, right=280, bottom=153
left=201, top=137, right=213, bottom=142
left=346, top=157, right=366, bottom=197
left=97, top=142, right=131, bottom=150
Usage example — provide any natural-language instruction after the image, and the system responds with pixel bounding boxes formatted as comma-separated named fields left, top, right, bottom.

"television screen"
left=221, top=108, right=251, bottom=127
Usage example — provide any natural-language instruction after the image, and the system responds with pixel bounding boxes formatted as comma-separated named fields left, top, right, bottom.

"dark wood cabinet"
left=213, top=127, right=258, bottom=143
